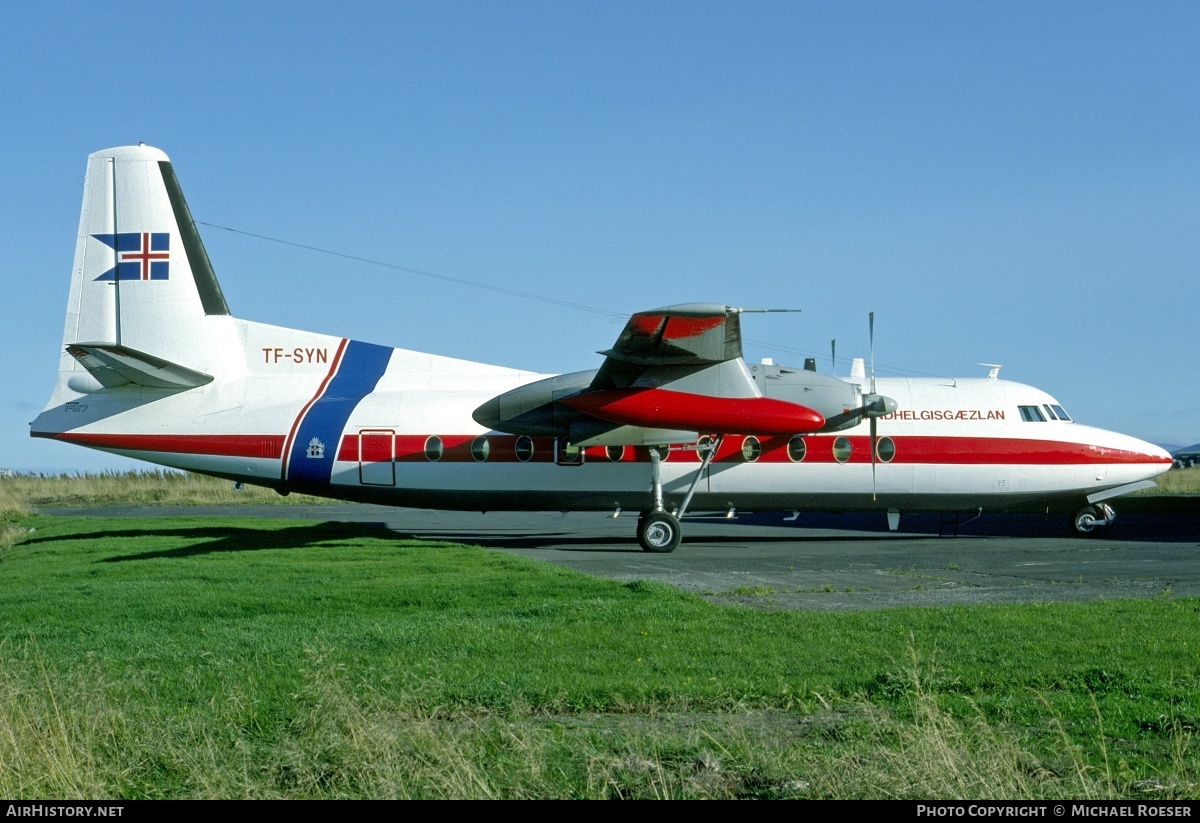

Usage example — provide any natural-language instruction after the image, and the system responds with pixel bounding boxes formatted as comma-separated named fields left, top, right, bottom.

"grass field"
left=0, top=497, right=1196, bottom=798
left=1137, top=466, right=1200, bottom=495
left=1, top=471, right=1196, bottom=798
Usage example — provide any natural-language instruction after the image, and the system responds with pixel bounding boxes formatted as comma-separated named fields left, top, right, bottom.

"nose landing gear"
left=1073, top=503, right=1115, bottom=535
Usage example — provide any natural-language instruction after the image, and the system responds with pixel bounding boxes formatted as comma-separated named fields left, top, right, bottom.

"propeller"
left=869, top=312, right=877, bottom=500
left=859, top=312, right=897, bottom=499
left=830, top=339, right=836, bottom=376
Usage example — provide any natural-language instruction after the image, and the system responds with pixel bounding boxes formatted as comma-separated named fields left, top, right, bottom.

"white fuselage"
left=34, top=318, right=1173, bottom=516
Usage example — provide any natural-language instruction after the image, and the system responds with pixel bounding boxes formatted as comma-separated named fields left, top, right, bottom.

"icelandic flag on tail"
left=92, top=232, right=170, bottom=281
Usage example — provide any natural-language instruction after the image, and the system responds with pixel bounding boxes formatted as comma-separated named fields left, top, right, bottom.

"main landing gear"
left=635, top=436, right=724, bottom=552
left=637, top=511, right=682, bottom=552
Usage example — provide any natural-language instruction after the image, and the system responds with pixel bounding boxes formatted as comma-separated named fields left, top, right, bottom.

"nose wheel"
left=1072, top=503, right=1115, bottom=536
left=638, top=511, right=681, bottom=553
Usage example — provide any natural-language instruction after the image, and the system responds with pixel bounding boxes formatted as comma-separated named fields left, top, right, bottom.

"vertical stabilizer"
left=61, top=145, right=230, bottom=374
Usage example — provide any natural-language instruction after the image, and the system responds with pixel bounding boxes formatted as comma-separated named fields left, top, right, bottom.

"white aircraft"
left=31, top=145, right=1173, bottom=551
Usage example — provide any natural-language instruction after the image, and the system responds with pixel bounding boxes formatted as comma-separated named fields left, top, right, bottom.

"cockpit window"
left=1050, top=404, right=1072, bottom=422
left=1019, top=405, right=1047, bottom=422
left=1044, top=404, right=1059, bottom=420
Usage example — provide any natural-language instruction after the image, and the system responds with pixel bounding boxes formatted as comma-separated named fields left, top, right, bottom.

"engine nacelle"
left=472, top=369, right=597, bottom=436
left=748, top=363, right=898, bottom=432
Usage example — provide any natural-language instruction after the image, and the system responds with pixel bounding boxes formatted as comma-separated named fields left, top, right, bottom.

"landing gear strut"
left=634, top=437, right=723, bottom=552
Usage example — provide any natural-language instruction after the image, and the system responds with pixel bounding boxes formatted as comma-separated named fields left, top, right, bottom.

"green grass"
left=1138, top=466, right=1200, bottom=495
left=0, top=513, right=1196, bottom=798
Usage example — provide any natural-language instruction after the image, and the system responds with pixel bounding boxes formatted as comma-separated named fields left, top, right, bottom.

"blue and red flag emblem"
left=92, top=232, right=170, bottom=281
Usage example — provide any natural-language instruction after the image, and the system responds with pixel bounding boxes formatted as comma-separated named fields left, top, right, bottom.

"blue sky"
left=3, top=1, right=1197, bottom=472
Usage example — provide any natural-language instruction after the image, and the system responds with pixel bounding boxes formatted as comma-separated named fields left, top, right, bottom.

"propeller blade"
left=869, top=311, right=876, bottom=395
left=830, top=339, right=836, bottom=376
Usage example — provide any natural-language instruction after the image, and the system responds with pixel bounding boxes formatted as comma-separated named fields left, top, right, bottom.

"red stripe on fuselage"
left=39, top=431, right=1170, bottom=467
left=702, top=434, right=1170, bottom=465
left=43, top=432, right=284, bottom=458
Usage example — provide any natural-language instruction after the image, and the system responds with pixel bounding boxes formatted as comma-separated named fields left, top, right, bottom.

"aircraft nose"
left=1121, top=433, right=1173, bottom=464
left=1088, top=428, right=1174, bottom=466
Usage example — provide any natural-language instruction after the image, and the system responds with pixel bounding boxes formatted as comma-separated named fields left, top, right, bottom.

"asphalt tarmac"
left=49, top=498, right=1200, bottom=611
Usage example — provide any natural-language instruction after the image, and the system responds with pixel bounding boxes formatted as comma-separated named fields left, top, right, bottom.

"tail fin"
left=59, top=145, right=231, bottom=383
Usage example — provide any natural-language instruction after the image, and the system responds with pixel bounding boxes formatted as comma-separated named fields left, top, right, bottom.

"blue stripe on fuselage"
left=285, top=340, right=393, bottom=489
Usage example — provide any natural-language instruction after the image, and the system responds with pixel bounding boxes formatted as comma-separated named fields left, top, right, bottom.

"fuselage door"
left=358, top=429, right=395, bottom=486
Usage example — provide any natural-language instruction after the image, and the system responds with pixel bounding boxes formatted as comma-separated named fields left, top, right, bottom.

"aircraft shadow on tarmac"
left=739, top=509, right=1200, bottom=542
left=387, top=531, right=915, bottom=552
left=21, top=522, right=407, bottom=563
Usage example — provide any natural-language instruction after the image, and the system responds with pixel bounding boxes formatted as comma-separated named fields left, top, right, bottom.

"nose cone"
left=1122, top=433, right=1173, bottom=464
left=1147, top=441, right=1173, bottom=463
left=1085, top=428, right=1174, bottom=482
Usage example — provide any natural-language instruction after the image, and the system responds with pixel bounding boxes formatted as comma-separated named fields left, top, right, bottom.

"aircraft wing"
left=557, top=304, right=820, bottom=435
left=475, top=302, right=831, bottom=441
left=590, top=303, right=742, bottom=390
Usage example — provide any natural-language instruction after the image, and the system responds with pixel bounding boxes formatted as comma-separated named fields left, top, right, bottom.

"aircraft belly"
left=77, top=448, right=283, bottom=483
left=321, top=453, right=1164, bottom=514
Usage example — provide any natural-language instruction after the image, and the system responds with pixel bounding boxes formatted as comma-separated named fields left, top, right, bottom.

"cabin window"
left=557, top=440, right=582, bottom=463
left=1050, top=404, right=1072, bottom=422
left=1018, top=405, right=1047, bottom=422
left=471, top=435, right=490, bottom=462
left=741, top=436, right=761, bottom=462
left=876, top=436, right=896, bottom=463
left=649, top=445, right=670, bottom=462
left=833, top=436, right=852, bottom=463
left=695, top=435, right=715, bottom=462
left=787, top=435, right=807, bottom=463
left=515, top=436, right=534, bottom=462
left=606, top=445, right=625, bottom=462
left=424, top=435, right=443, bottom=462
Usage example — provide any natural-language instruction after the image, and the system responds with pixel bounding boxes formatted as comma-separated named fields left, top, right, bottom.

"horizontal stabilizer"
left=66, top=342, right=213, bottom=390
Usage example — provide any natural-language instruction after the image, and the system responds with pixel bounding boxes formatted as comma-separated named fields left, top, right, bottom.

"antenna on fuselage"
left=979, top=363, right=1002, bottom=380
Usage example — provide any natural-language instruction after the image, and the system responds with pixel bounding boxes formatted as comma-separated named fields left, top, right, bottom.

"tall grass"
left=0, top=470, right=324, bottom=510
left=0, top=636, right=1191, bottom=799
left=0, top=641, right=123, bottom=798
left=1143, top=466, right=1200, bottom=495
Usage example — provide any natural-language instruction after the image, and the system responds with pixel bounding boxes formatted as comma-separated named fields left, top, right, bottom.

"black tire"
left=1072, top=505, right=1101, bottom=535
left=637, top=511, right=682, bottom=553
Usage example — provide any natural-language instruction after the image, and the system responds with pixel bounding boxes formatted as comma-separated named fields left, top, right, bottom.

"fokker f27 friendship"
left=32, top=145, right=1173, bottom=551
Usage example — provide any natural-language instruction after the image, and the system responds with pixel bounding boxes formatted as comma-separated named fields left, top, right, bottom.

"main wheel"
left=1072, top=505, right=1101, bottom=535
left=637, top=511, right=682, bottom=553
